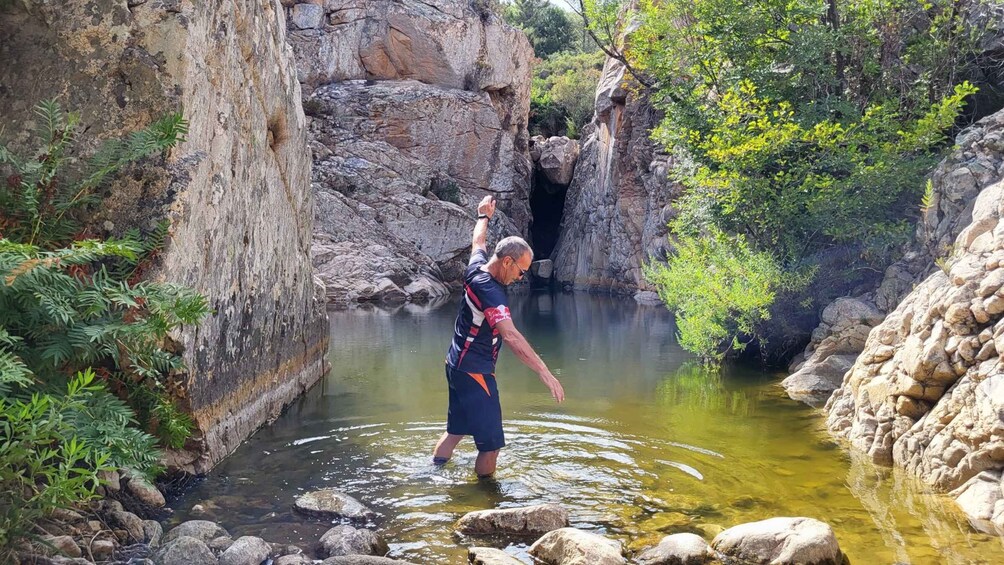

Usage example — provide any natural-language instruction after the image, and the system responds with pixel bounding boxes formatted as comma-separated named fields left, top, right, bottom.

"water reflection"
left=167, top=292, right=1004, bottom=564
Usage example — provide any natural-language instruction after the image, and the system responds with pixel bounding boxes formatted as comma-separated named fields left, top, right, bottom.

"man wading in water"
left=433, top=195, right=565, bottom=478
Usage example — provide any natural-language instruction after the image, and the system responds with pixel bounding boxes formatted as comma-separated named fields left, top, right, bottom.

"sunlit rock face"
left=284, top=0, right=534, bottom=303
left=824, top=110, right=1004, bottom=533
left=0, top=1, right=328, bottom=472
left=550, top=57, right=681, bottom=298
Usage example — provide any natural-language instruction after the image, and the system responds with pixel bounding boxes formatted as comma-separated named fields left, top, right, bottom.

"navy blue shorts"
left=445, top=364, right=505, bottom=452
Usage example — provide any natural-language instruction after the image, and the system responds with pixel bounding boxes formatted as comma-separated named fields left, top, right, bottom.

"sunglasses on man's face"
left=512, top=260, right=528, bottom=279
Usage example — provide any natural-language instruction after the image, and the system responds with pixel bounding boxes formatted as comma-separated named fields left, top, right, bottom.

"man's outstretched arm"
left=495, top=319, right=565, bottom=403
left=472, top=195, right=495, bottom=254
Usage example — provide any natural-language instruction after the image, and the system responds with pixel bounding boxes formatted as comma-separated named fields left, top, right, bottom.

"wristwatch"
left=477, top=214, right=490, bottom=220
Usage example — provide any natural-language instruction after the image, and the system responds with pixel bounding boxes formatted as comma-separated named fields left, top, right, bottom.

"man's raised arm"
left=472, top=195, right=496, bottom=254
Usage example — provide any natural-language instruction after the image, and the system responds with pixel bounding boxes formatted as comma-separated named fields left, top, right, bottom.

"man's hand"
left=539, top=369, right=565, bottom=403
left=478, top=195, right=496, bottom=219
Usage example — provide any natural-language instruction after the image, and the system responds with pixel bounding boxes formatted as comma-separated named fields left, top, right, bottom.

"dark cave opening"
left=528, top=169, right=568, bottom=260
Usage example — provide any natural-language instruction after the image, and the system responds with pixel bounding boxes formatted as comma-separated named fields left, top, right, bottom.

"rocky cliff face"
left=0, top=0, right=328, bottom=473
left=819, top=109, right=1004, bottom=533
left=284, top=0, right=534, bottom=303
left=550, top=58, right=680, bottom=296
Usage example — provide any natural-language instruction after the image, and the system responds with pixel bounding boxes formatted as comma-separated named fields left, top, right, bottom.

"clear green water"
left=170, top=293, right=1003, bottom=564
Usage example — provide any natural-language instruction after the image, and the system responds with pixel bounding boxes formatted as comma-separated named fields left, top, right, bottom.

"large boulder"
left=528, top=527, right=626, bottom=565
left=294, top=489, right=377, bottom=522
left=455, top=504, right=569, bottom=537
left=711, top=517, right=843, bottom=565
left=0, top=0, right=328, bottom=474
left=537, top=136, right=580, bottom=186
left=284, top=0, right=534, bottom=303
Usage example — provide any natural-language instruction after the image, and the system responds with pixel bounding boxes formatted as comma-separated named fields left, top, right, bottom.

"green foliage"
left=531, top=50, right=606, bottom=137
left=644, top=230, right=813, bottom=362
left=0, top=370, right=118, bottom=561
left=630, top=0, right=988, bottom=359
left=0, top=101, right=208, bottom=556
left=0, top=100, right=187, bottom=248
left=504, top=0, right=578, bottom=58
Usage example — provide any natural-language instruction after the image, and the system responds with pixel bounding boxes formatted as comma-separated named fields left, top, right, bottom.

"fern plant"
left=0, top=101, right=208, bottom=558
left=0, top=100, right=187, bottom=248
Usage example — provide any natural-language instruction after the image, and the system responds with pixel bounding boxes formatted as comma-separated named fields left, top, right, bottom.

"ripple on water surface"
left=169, top=294, right=1004, bottom=564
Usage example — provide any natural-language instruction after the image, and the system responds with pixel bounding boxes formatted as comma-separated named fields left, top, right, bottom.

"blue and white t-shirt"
left=445, top=249, right=512, bottom=374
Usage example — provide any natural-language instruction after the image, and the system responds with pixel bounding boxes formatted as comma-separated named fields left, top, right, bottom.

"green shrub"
left=0, top=101, right=208, bottom=557
left=531, top=50, right=605, bottom=137
left=623, top=0, right=987, bottom=359
left=504, top=0, right=578, bottom=58
left=644, top=230, right=813, bottom=362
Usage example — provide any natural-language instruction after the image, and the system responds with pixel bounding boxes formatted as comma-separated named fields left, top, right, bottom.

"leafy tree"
left=614, top=0, right=990, bottom=360
left=531, top=50, right=606, bottom=136
left=504, top=0, right=578, bottom=58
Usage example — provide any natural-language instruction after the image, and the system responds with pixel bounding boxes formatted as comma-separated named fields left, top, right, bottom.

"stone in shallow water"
left=219, top=536, right=271, bottom=565
left=635, top=533, right=713, bottom=565
left=161, top=520, right=229, bottom=545
left=320, top=556, right=418, bottom=564
left=455, top=504, right=569, bottom=536
left=711, top=517, right=843, bottom=565
left=294, top=489, right=377, bottom=521
left=320, top=525, right=389, bottom=557
left=152, top=535, right=216, bottom=565
left=528, top=527, right=626, bottom=565
left=468, top=546, right=525, bottom=564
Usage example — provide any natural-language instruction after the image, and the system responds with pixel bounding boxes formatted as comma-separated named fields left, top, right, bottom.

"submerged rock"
left=319, top=525, right=389, bottom=558
left=711, top=517, right=843, bottom=565
left=528, top=527, right=626, bottom=565
left=635, top=533, right=713, bottom=565
left=455, top=504, right=569, bottom=536
left=294, top=489, right=377, bottom=522
left=320, top=556, right=418, bottom=564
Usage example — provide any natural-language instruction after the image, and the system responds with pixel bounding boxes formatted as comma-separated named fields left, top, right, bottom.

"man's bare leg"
left=433, top=432, right=463, bottom=465
left=475, top=450, right=499, bottom=478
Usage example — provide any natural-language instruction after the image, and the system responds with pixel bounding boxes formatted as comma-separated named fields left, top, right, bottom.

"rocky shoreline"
left=16, top=483, right=847, bottom=565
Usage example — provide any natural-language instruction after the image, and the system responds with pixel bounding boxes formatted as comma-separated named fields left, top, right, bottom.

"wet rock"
left=532, top=259, right=554, bottom=280
left=219, top=536, right=272, bottom=565
left=528, top=527, right=626, bottom=565
left=635, top=533, right=713, bottom=565
left=711, top=517, right=843, bottom=565
left=319, top=525, right=389, bottom=558
left=41, top=535, right=81, bottom=558
left=91, top=540, right=116, bottom=561
left=153, top=536, right=216, bottom=565
left=456, top=504, right=569, bottom=536
left=949, top=470, right=1004, bottom=534
left=208, top=536, right=235, bottom=553
left=781, top=354, right=856, bottom=406
left=468, top=546, right=524, bottom=564
left=109, top=510, right=145, bottom=543
left=122, top=471, right=166, bottom=508
left=162, top=520, right=229, bottom=545
left=276, top=555, right=314, bottom=565
left=294, top=489, right=377, bottom=521
left=143, top=520, right=163, bottom=546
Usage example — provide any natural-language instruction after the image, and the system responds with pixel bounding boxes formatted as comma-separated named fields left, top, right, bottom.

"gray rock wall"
left=0, top=0, right=328, bottom=473
left=550, top=58, right=680, bottom=296
left=284, top=0, right=534, bottom=303
left=822, top=109, right=1004, bottom=534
